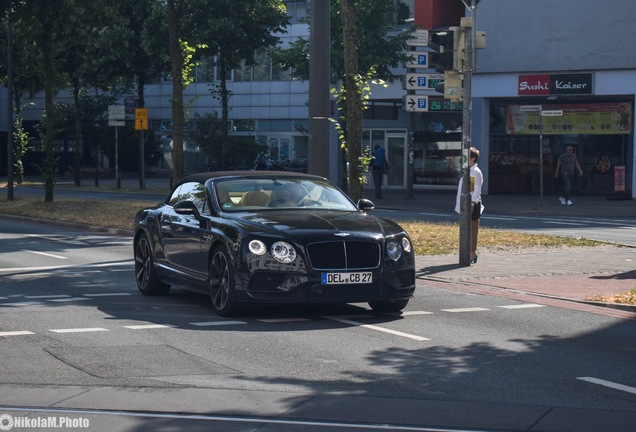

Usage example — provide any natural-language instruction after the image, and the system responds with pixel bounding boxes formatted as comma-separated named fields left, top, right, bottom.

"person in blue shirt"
left=371, top=145, right=388, bottom=199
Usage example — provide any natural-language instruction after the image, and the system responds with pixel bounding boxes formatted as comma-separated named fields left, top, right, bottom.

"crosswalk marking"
left=83, top=293, right=132, bottom=297
left=123, top=324, right=175, bottom=330
left=442, top=307, right=490, bottom=313
left=256, top=318, right=310, bottom=323
left=499, top=304, right=546, bottom=309
left=50, top=328, right=109, bottom=333
left=0, top=331, right=35, bottom=337
left=324, top=316, right=430, bottom=341
left=190, top=321, right=247, bottom=326
left=50, top=297, right=92, bottom=303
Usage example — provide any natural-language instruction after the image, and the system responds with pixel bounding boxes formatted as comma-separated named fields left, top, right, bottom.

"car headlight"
left=386, top=240, right=403, bottom=261
left=248, top=239, right=267, bottom=255
left=402, top=237, right=412, bottom=253
left=271, top=241, right=297, bottom=263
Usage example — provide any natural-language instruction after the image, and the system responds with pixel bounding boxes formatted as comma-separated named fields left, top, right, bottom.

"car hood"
left=228, top=210, right=405, bottom=239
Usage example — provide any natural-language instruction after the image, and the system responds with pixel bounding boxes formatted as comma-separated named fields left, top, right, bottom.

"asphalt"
left=2, top=177, right=636, bottom=431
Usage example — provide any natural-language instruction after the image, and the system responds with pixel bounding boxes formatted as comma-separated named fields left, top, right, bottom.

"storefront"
left=473, top=71, right=636, bottom=197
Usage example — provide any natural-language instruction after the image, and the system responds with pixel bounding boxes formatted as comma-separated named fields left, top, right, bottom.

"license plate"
left=321, top=272, right=372, bottom=285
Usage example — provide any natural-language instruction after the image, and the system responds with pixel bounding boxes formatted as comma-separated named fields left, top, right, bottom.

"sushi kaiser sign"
left=518, top=73, right=593, bottom=96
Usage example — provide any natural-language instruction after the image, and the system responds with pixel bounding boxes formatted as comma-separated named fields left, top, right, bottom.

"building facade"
left=470, top=0, right=635, bottom=198
left=2, top=0, right=634, bottom=199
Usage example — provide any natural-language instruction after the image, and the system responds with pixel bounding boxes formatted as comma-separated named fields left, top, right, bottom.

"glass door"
left=386, top=135, right=406, bottom=187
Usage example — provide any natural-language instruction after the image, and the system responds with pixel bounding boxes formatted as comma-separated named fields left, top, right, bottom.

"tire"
left=134, top=233, right=170, bottom=296
left=209, top=245, right=241, bottom=317
left=368, top=299, right=409, bottom=313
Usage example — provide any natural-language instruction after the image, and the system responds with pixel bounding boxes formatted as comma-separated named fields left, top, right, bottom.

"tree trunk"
left=73, top=83, right=82, bottom=186
left=167, top=0, right=185, bottom=185
left=341, top=0, right=363, bottom=202
left=219, top=54, right=230, bottom=170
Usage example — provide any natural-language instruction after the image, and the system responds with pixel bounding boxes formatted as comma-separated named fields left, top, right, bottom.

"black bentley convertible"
left=133, top=171, right=416, bottom=316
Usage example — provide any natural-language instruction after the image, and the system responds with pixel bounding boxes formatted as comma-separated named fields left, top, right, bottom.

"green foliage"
left=270, top=0, right=414, bottom=82
left=189, top=113, right=266, bottom=170
left=330, top=68, right=387, bottom=185
left=12, top=109, right=33, bottom=184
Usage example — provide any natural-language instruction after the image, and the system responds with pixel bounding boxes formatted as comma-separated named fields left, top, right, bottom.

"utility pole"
left=458, top=0, right=478, bottom=267
left=308, top=0, right=330, bottom=179
left=6, top=18, right=14, bottom=201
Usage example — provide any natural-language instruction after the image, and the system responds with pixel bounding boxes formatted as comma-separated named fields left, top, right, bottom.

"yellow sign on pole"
left=135, top=108, right=149, bottom=130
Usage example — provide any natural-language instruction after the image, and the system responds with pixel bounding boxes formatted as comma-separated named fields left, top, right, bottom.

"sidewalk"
left=363, top=188, right=636, bottom=314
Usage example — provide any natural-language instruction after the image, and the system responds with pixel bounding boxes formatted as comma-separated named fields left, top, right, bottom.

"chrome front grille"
left=307, top=241, right=381, bottom=270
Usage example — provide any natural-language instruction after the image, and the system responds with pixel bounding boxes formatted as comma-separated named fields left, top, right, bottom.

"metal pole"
left=115, top=126, right=121, bottom=189
left=458, top=1, right=476, bottom=267
left=6, top=18, right=14, bottom=200
left=539, top=105, right=544, bottom=208
left=308, top=0, right=330, bottom=179
left=139, top=130, right=145, bottom=190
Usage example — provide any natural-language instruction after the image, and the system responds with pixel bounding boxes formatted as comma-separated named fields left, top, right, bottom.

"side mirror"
left=174, top=200, right=200, bottom=217
left=357, top=198, right=375, bottom=211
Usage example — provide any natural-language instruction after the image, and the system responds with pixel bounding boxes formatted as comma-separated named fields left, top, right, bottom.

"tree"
left=341, top=0, right=363, bottom=201
left=270, top=0, right=414, bottom=199
left=191, top=0, right=289, bottom=169
left=166, top=0, right=186, bottom=186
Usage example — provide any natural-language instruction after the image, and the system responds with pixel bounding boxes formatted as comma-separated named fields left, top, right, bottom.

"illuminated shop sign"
left=518, top=73, right=593, bottom=96
left=506, top=102, right=632, bottom=135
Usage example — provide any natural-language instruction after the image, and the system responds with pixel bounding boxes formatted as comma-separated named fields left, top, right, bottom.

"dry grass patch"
left=398, top=220, right=604, bottom=256
left=1, top=197, right=160, bottom=231
left=586, top=289, right=636, bottom=305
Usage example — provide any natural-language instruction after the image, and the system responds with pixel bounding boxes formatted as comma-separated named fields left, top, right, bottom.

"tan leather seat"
left=238, top=191, right=270, bottom=207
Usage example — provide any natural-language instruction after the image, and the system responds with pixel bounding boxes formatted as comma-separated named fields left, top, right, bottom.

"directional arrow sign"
left=404, top=73, right=444, bottom=90
left=403, top=95, right=429, bottom=112
left=135, top=108, right=149, bottom=130
left=407, top=29, right=429, bottom=46
left=406, top=51, right=429, bottom=68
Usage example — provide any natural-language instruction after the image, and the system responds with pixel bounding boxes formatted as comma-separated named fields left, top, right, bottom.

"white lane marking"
left=257, top=318, right=311, bottom=323
left=22, top=249, right=68, bottom=260
left=190, top=321, right=247, bottom=326
left=481, top=216, right=516, bottom=221
left=396, top=311, right=434, bottom=316
left=83, top=293, right=132, bottom=297
left=49, top=297, right=92, bottom=303
left=0, top=405, right=480, bottom=432
left=2, top=302, right=45, bottom=307
left=123, top=324, right=175, bottom=330
left=50, top=328, right=109, bottom=334
left=0, top=262, right=130, bottom=274
left=442, top=307, right=490, bottom=313
left=0, top=265, right=74, bottom=273
left=498, top=304, right=546, bottom=309
left=25, top=295, right=70, bottom=299
left=577, top=377, right=636, bottom=395
left=324, top=316, right=429, bottom=341
left=0, top=331, right=35, bottom=337
left=543, top=221, right=587, bottom=226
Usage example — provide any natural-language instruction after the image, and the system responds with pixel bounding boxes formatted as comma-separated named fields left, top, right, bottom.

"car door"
left=160, top=182, right=209, bottom=285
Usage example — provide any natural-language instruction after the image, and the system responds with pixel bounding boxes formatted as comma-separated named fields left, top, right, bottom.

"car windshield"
left=214, top=178, right=358, bottom=212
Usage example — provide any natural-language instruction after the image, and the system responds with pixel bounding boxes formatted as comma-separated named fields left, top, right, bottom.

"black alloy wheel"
left=209, top=245, right=241, bottom=317
left=134, top=234, right=170, bottom=295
